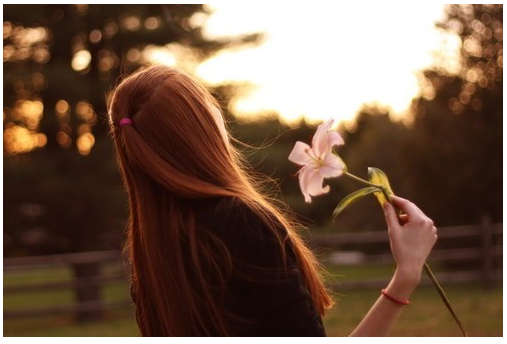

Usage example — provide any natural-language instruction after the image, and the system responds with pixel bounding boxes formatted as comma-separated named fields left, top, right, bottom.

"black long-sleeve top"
left=195, top=196, right=326, bottom=336
left=131, top=196, right=327, bottom=336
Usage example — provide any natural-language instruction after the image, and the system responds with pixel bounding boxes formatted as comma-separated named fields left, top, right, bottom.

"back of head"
left=109, top=65, right=239, bottom=199
left=108, top=65, right=332, bottom=336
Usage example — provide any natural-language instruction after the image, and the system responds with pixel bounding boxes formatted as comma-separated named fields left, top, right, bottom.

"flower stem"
left=344, top=172, right=391, bottom=200
left=344, top=172, right=380, bottom=188
left=423, top=262, right=468, bottom=336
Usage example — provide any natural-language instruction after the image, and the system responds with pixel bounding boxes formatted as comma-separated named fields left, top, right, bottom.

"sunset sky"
left=194, top=3, right=461, bottom=126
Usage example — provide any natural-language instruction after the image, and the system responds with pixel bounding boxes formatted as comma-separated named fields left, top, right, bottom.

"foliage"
left=402, top=4, right=503, bottom=225
left=3, top=5, right=261, bottom=255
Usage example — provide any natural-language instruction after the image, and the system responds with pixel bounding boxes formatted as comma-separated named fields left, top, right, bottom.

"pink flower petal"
left=298, top=165, right=313, bottom=203
left=323, top=131, right=344, bottom=153
left=312, top=119, right=334, bottom=157
left=288, top=141, right=312, bottom=166
left=319, top=153, right=345, bottom=178
left=299, top=165, right=331, bottom=203
left=307, top=169, right=330, bottom=196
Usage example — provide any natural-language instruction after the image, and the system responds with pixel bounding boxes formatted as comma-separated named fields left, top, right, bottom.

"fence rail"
left=3, top=220, right=502, bottom=320
left=4, top=250, right=129, bottom=322
left=309, top=223, right=502, bottom=245
left=3, top=250, right=120, bottom=271
left=310, top=217, right=502, bottom=290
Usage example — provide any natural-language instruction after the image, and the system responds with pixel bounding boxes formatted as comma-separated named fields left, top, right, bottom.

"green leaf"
left=368, top=167, right=395, bottom=206
left=332, top=187, right=380, bottom=222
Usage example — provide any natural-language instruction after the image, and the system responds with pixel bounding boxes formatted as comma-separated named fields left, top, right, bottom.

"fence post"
left=481, top=214, right=494, bottom=289
left=72, top=261, right=104, bottom=322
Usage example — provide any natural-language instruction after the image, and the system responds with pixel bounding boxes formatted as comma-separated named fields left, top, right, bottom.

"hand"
left=383, top=195, right=437, bottom=284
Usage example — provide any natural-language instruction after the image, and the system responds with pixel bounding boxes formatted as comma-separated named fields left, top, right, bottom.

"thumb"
left=383, top=202, right=401, bottom=232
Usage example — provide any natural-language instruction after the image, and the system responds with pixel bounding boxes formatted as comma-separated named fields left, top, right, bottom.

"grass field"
left=324, top=284, right=503, bottom=336
left=3, top=263, right=503, bottom=336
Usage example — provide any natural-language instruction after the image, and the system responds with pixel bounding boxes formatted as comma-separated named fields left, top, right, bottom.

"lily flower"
left=288, top=119, right=346, bottom=203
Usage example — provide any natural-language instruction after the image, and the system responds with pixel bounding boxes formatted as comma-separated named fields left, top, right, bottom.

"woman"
left=108, top=65, right=437, bottom=336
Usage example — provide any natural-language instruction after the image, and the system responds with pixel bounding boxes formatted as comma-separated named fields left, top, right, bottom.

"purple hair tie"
left=119, top=118, right=132, bottom=127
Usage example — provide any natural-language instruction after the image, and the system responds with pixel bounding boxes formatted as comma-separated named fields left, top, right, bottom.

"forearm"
left=349, top=268, right=420, bottom=337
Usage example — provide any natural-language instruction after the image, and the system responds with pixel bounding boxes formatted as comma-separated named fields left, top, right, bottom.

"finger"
left=399, top=214, right=409, bottom=224
left=383, top=202, right=401, bottom=232
left=390, top=195, right=424, bottom=218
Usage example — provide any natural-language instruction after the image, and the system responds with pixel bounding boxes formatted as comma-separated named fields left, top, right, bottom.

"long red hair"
left=108, top=65, right=333, bottom=336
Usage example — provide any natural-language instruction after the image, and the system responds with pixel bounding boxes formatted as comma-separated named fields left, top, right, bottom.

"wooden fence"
left=310, top=217, right=503, bottom=291
left=3, top=219, right=502, bottom=321
left=4, top=250, right=130, bottom=321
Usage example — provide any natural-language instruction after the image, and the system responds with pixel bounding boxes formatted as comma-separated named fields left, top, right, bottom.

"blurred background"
left=3, top=4, right=502, bottom=336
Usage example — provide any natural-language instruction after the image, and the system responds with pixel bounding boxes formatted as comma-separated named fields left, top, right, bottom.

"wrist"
left=385, top=267, right=420, bottom=301
left=395, top=265, right=422, bottom=286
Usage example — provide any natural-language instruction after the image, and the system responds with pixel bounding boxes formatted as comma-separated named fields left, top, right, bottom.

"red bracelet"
left=380, top=289, right=410, bottom=306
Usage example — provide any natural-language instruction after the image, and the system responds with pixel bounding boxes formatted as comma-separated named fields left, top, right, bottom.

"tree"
left=3, top=4, right=261, bottom=154
left=3, top=5, right=261, bottom=256
left=403, top=4, right=502, bottom=225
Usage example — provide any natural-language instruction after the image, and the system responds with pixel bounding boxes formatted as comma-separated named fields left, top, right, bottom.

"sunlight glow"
left=145, top=43, right=202, bottom=73
left=196, top=3, right=461, bottom=125
left=143, top=45, right=177, bottom=67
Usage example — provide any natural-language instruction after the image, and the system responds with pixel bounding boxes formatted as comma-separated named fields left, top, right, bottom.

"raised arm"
left=350, top=195, right=438, bottom=336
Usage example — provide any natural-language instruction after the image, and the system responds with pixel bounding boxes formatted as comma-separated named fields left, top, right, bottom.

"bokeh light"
left=71, top=50, right=92, bottom=71
left=75, top=101, right=97, bottom=125
left=76, top=132, right=95, bottom=156
left=4, top=124, right=47, bottom=154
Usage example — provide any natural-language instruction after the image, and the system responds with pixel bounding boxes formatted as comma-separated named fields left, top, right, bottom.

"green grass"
left=3, top=309, right=139, bottom=337
left=4, top=263, right=129, bottom=311
left=325, top=263, right=396, bottom=281
left=3, top=264, right=502, bottom=336
left=4, top=267, right=72, bottom=286
left=323, top=284, right=503, bottom=336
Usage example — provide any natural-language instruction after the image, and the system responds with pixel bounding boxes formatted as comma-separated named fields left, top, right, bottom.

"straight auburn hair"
left=108, top=65, right=333, bottom=336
